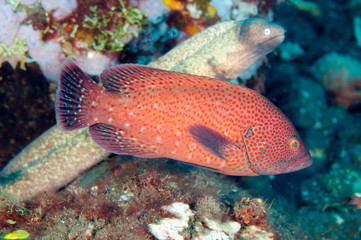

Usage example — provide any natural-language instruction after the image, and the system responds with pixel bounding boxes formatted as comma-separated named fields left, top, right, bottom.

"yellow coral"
left=163, top=0, right=183, bottom=10
left=3, top=230, right=30, bottom=239
left=208, top=4, right=216, bottom=18
left=0, top=37, right=28, bottom=70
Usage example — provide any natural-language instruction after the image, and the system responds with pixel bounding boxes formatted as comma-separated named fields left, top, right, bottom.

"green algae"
left=76, top=0, right=146, bottom=54
left=0, top=37, right=28, bottom=70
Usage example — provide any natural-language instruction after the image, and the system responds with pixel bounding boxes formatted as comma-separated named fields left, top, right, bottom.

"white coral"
left=148, top=202, right=193, bottom=240
left=240, top=226, right=274, bottom=240
left=0, top=1, right=26, bottom=46
left=41, top=0, right=77, bottom=20
left=210, top=0, right=259, bottom=21
left=194, top=218, right=241, bottom=240
left=149, top=218, right=189, bottom=240
left=162, top=202, right=194, bottom=221
left=149, top=202, right=241, bottom=240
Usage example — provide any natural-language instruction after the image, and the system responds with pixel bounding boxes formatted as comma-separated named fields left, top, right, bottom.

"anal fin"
left=89, top=123, right=159, bottom=158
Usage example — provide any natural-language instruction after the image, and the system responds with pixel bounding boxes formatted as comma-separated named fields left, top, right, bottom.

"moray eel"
left=152, top=17, right=285, bottom=80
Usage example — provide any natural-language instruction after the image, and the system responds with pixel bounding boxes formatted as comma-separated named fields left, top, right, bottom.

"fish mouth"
left=289, top=155, right=313, bottom=172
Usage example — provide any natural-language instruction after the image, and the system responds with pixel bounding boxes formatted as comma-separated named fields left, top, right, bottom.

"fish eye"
left=264, top=27, right=271, bottom=35
left=288, top=137, right=300, bottom=150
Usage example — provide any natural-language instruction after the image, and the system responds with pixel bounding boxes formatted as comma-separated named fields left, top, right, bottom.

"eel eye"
left=264, top=27, right=271, bottom=35
left=288, top=137, right=300, bottom=150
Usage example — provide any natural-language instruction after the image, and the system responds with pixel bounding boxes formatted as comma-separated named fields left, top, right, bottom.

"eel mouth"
left=259, top=33, right=285, bottom=48
left=253, top=33, right=285, bottom=57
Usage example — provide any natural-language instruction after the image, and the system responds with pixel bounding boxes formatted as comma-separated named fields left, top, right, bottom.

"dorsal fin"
left=100, top=64, right=224, bottom=94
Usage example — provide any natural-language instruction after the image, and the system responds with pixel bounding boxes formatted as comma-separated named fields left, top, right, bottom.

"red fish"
left=56, top=62, right=312, bottom=176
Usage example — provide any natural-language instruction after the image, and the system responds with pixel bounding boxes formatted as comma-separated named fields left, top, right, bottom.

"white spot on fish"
left=175, top=141, right=180, bottom=146
left=92, top=101, right=96, bottom=106
left=108, top=118, right=113, bottom=123
left=219, top=161, right=227, bottom=169
left=125, top=123, right=130, bottom=128
left=176, top=131, right=181, bottom=137
left=129, top=112, right=134, bottom=116
left=153, top=103, right=158, bottom=108
left=140, top=126, right=146, bottom=132
left=109, top=107, right=113, bottom=112
left=94, top=117, right=98, bottom=121
left=187, top=154, right=192, bottom=159
left=156, top=136, right=162, bottom=142
left=185, top=105, right=190, bottom=110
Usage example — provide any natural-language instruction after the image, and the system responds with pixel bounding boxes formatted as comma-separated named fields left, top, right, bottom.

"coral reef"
left=0, top=157, right=257, bottom=239
left=2, top=0, right=361, bottom=239
left=0, top=0, right=147, bottom=80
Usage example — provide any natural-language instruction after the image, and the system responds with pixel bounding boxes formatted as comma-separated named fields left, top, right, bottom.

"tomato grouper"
left=56, top=62, right=312, bottom=176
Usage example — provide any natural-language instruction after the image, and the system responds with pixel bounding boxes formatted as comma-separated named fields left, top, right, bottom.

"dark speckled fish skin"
left=56, top=62, right=312, bottom=176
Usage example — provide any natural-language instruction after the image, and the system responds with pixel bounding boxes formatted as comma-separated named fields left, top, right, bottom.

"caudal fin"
left=56, top=61, right=101, bottom=131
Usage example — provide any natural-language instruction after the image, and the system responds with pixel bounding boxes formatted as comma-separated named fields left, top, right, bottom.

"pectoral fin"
left=187, top=123, right=239, bottom=160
